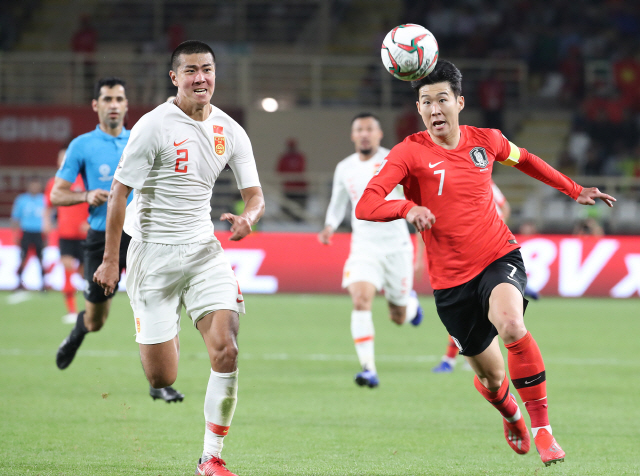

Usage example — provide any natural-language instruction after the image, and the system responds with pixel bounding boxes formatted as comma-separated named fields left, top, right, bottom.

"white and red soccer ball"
left=381, top=24, right=439, bottom=81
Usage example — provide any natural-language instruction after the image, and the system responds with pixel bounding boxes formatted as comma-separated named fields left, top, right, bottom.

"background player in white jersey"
left=318, top=113, right=423, bottom=388
left=94, top=40, right=264, bottom=476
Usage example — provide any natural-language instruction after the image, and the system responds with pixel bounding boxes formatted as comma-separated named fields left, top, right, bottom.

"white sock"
left=202, top=369, right=238, bottom=460
left=441, top=356, right=456, bottom=367
left=403, top=292, right=420, bottom=324
left=531, top=425, right=552, bottom=438
left=351, top=310, right=376, bottom=373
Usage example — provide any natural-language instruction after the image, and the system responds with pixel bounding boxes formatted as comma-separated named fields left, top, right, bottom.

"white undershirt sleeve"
left=324, top=163, right=350, bottom=230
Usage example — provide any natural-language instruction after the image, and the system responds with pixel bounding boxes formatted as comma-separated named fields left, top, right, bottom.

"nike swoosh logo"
left=174, top=138, right=188, bottom=146
left=524, top=376, right=541, bottom=385
left=236, top=298, right=244, bottom=303
left=428, top=161, right=444, bottom=168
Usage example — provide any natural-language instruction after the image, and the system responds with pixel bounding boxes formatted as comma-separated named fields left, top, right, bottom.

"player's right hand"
left=93, top=261, right=120, bottom=296
left=318, top=226, right=333, bottom=245
left=405, top=206, right=436, bottom=232
left=87, top=189, right=110, bottom=207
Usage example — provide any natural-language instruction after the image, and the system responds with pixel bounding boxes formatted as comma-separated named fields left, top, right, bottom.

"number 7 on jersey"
left=434, top=169, right=445, bottom=195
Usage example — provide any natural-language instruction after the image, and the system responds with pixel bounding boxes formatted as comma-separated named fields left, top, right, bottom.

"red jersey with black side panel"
left=356, top=125, right=582, bottom=289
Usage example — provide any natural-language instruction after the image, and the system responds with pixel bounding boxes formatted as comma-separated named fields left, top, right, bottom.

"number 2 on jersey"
left=175, top=149, right=188, bottom=173
left=434, top=169, right=445, bottom=195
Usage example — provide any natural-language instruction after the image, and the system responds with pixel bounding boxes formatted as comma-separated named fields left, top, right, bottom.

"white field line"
left=0, top=348, right=638, bottom=367
left=5, top=292, right=34, bottom=305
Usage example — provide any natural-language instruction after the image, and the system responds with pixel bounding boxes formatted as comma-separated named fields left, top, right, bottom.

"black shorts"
left=83, top=229, right=131, bottom=304
left=59, top=238, right=84, bottom=261
left=20, top=232, right=43, bottom=261
left=433, top=249, right=529, bottom=357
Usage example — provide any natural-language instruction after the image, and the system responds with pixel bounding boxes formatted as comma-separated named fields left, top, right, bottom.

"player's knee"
left=85, top=319, right=104, bottom=332
left=147, top=372, right=176, bottom=389
left=496, top=317, right=526, bottom=342
left=212, top=341, right=238, bottom=369
left=352, top=295, right=372, bottom=311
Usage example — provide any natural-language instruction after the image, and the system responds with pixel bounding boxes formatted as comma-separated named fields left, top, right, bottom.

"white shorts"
left=126, top=236, right=244, bottom=345
left=341, top=246, right=413, bottom=306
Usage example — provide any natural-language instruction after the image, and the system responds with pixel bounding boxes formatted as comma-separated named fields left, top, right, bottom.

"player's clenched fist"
left=221, top=213, right=252, bottom=241
left=93, top=261, right=120, bottom=296
left=87, top=189, right=110, bottom=207
left=406, top=206, right=436, bottom=232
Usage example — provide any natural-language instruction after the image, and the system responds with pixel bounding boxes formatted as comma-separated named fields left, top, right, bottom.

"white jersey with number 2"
left=325, top=147, right=411, bottom=252
left=115, top=102, right=261, bottom=245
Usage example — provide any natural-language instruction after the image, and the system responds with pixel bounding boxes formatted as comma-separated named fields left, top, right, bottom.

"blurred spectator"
left=395, top=105, right=421, bottom=143
left=276, top=138, right=307, bottom=217
left=519, top=220, right=538, bottom=236
left=574, top=217, right=604, bottom=236
left=477, top=70, right=506, bottom=131
left=566, top=122, right=591, bottom=173
left=613, top=47, right=640, bottom=111
left=12, top=177, right=46, bottom=290
left=558, top=45, right=584, bottom=104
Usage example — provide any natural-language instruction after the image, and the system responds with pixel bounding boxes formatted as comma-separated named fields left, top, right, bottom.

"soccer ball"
left=380, top=24, right=439, bottom=81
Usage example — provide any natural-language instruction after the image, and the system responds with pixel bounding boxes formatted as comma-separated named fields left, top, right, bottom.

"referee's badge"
left=214, top=136, right=225, bottom=155
left=469, top=147, right=489, bottom=168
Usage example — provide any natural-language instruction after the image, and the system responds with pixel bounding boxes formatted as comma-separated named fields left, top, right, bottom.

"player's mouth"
left=432, top=120, right=446, bottom=130
left=194, top=88, right=208, bottom=96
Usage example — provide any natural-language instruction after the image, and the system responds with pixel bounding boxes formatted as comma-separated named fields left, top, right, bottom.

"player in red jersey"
left=44, top=146, right=90, bottom=323
left=356, top=60, right=615, bottom=466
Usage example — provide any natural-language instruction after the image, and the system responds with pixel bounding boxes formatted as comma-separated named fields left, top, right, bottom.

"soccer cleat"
left=502, top=397, right=530, bottom=455
left=56, top=326, right=87, bottom=370
left=149, top=385, right=184, bottom=403
left=534, top=428, right=565, bottom=466
left=195, top=456, right=237, bottom=476
left=432, top=360, right=454, bottom=373
left=62, top=313, right=78, bottom=324
left=354, top=369, right=379, bottom=388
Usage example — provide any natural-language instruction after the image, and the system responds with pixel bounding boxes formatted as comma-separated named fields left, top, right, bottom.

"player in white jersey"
left=318, top=113, right=423, bottom=388
left=94, top=41, right=264, bottom=476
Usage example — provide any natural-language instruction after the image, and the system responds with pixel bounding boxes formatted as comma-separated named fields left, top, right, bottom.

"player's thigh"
left=381, top=247, right=413, bottom=307
left=126, top=239, right=185, bottom=345
left=434, top=278, right=498, bottom=357
left=479, top=250, right=529, bottom=343
left=347, top=281, right=377, bottom=310
left=342, top=252, right=384, bottom=294
left=181, top=237, right=245, bottom=330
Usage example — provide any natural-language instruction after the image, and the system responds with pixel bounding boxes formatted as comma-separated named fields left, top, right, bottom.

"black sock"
left=75, top=310, right=88, bottom=334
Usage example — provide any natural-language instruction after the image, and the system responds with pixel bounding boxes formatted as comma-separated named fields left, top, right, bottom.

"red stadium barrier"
left=1, top=229, right=639, bottom=297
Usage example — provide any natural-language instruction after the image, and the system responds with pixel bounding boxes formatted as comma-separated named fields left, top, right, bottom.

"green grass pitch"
left=1, top=291, right=639, bottom=475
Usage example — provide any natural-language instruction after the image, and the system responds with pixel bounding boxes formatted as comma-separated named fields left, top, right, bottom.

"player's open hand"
left=318, top=225, right=333, bottom=245
left=87, top=189, right=110, bottom=207
left=577, top=187, right=616, bottom=208
left=93, top=261, right=120, bottom=296
left=221, top=213, right=252, bottom=241
left=406, top=206, right=436, bottom=232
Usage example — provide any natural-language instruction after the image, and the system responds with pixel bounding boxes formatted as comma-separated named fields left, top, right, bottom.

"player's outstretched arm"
left=221, top=186, right=265, bottom=241
left=576, top=187, right=616, bottom=208
left=318, top=225, right=334, bottom=245
left=93, top=179, right=131, bottom=295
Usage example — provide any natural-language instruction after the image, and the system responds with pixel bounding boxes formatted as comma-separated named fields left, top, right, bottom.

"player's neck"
left=428, top=127, right=461, bottom=150
left=99, top=124, right=123, bottom=138
left=175, top=99, right=212, bottom=122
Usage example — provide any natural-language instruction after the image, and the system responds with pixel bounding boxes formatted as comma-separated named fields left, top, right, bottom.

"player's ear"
left=91, top=99, right=98, bottom=112
left=169, top=70, right=179, bottom=87
left=457, top=95, right=465, bottom=112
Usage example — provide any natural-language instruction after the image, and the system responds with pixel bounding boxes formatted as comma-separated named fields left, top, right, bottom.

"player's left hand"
left=577, top=187, right=616, bottom=208
left=221, top=213, right=252, bottom=241
left=93, top=261, right=120, bottom=296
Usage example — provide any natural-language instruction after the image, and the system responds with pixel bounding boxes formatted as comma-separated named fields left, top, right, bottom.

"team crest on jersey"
left=469, top=147, right=489, bottom=168
left=214, top=136, right=225, bottom=155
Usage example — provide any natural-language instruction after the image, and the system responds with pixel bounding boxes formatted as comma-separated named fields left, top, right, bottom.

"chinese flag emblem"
left=213, top=125, right=223, bottom=134
left=214, top=136, right=225, bottom=155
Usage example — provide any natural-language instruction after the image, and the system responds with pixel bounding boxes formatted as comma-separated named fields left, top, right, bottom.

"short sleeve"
left=56, top=139, right=82, bottom=183
left=11, top=196, right=22, bottom=220
left=114, top=113, right=162, bottom=190
left=227, top=124, right=261, bottom=190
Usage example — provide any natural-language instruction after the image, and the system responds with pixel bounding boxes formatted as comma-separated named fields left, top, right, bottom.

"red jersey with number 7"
left=356, top=125, right=582, bottom=289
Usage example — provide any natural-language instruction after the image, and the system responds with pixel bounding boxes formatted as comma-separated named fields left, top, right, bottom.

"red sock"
left=506, top=332, right=550, bottom=429
left=474, top=375, right=519, bottom=419
left=63, top=269, right=77, bottom=313
left=446, top=335, right=459, bottom=359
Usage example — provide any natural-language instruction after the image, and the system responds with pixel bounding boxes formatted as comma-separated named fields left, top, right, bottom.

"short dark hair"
left=351, top=112, right=381, bottom=126
left=171, top=40, right=216, bottom=71
left=411, top=60, right=462, bottom=99
left=93, top=77, right=126, bottom=100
